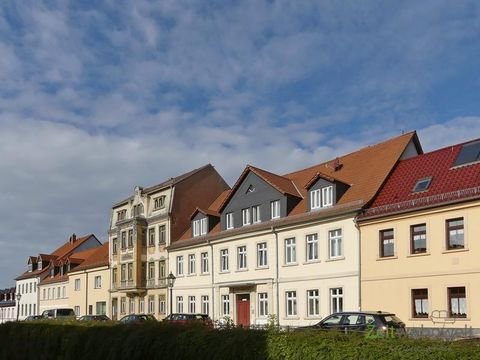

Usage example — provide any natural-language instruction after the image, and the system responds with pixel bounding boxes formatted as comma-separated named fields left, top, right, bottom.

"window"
left=329, top=229, right=342, bottom=258
left=94, top=276, right=101, bottom=289
left=112, top=238, right=118, bottom=254
left=154, top=196, right=165, bottom=210
left=43, top=289, right=46, bottom=300
left=237, top=246, right=247, bottom=270
left=188, top=254, right=196, bottom=274
left=310, top=189, right=321, bottom=210
left=307, top=290, right=320, bottom=317
left=127, top=229, right=133, bottom=248
left=257, top=242, right=268, bottom=267
left=412, top=177, right=432, bottom=193
left=121, top=231, right=126, bottom=249
left=120, top=264, right=126, bottom=282
left=201, top=252, right=209, bottom=274
left=411, top=224, right=427, bottom=254
left=306, top=234, right=318, bottom=261
left=258, top=293, right=268, bottom=317
left=120, top=298, right=126, bottom=314
left=117, top=209, right=127, bottom=222
left=286, top=291, right=297, bottom=316
left=285, top=238, right=296, bottom=264
left=453, top=140, right=480, bottom=167
left=380, top=229, right=395, bottom=257
left=193, top=218, right=207, bottom=237
left=271, top=200, right=280, bottom=219
left=176, top=256, right=184, bottom=276
left=158, top=295, right=166, bottom=314
left=148, top=228, right=155, bottom=246
left=412, top=289, right=429, bottom=318
left=220, top=249, right=229, bottom=272
left=74, top=279, right=80, bottom=291
left=252, top=205, right=261, bottom=223
left=448, top=287, right=466, bottom=318
left=96, top=301, right=106, bottom=315
left=188, top=296, right=196, bottom=313
left=322, top=186, right=333, bottom=207
left=159, top=260, right=166, bottom=281
left=62, top=286, right=66, bottom=298
left=129, top=299, right=135, bottom=314
left=159, top=225, right=166, bottom=244
left=330, top=288, right=343, bottom=313
left=57, top=287, right=60, bottom=299
left=222, top=295, right=230, bottom=316
left=446, top=218, right=464, bottom=249
left=201, top=295, right=209, bottom=315
left=226, top=212, right=234, bottom=230
left=127, top=263, right=133, bottom=281
left=176, top=296, right=184, bottom=313
left=74, top=306, right=80, bottom=316
left=242, top=208, right=250, bottom=226
left=148, top=262, right=155, bottom=281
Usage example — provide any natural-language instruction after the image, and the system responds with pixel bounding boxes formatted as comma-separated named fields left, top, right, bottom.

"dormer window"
left=38, top=261, right=42, bottom=270
left=310, top=189, right=321, bottom=209
left=28, top=263, right=33, bottom=272
left=226, top=213, right=234, bottom=229
left=50, top=267, right=54, bottom=277
left=322, top=186, right=333, bottom=207
left=242, top=208, right=251, bottom=226
left=412, top=177, right=432, bottom=193
left=193, top=218, right=207, bottom=237
left=117, top=210, right=127, bottom=222
left=271, top=200, right=280, bottom=219
left=154, top=196, right=166, bottom=210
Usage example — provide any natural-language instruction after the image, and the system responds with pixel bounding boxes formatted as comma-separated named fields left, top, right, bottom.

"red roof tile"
left=70, top=242, right=109, bottom=272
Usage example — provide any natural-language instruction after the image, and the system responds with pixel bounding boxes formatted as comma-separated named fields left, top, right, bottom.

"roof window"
left=453, top=140, right=480, bottom=167
left=412, top=177, right=432, bottom=193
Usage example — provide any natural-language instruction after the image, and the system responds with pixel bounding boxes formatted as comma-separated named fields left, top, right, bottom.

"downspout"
left=353, top=215, right=361, bottom=311
left=271, top=226, right=280, bottom=326
left=208, top=240, right=215, bottom=320
left=85, top=271, right=89, bottom=316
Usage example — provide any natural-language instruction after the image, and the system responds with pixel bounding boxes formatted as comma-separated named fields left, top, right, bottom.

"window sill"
left=219, top=271, right=230, bottom=275
left=176, top=275, right=185, bottom=278
left=442, top=248, right=468, bottom=254
left=187, top=274, right=197, bottom=277
left=200, top=272, right=210, bottom=276
left=406, top=252, right=430, bottom=258
left=255, top=266, right=269, bottom=270
left=408, top=317, right=430, bottom=321
left=325, top=257, right=345, bottom=262
left=282, top=316, right=300, bottom=320
left=283, top=263, right=298, bottom=267
left=303, top=260, right=321, bottom=265
left=235, top=268, right=249, bottom=273
left=376, top=256, right=397, bottom=261
left=305, top=316, right=321, bottom=320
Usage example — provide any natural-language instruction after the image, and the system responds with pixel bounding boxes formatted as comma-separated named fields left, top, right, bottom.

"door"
left=236, top=294, right=250, bottom=327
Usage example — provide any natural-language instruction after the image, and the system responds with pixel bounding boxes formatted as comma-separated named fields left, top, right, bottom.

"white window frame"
left=176, top=296, right=184, bottom=313
left=258, top=293, right=268, bottom=317
left=286, top=291, right=297, bottom=317
left=285, top=238, right=296, bottom=264
left=148, top=295, right=155, bottom=314
left=242, top=208, right=250, bottom=226
left=201, top=252, right=209, bottom=274
left=220, top=249, right=229, bottom=272
left=188, top=254, right=196, bottom=275
left=188, top=296, right=196, bottom=313
left=193, top=220, right=200, bottom=237
left=94, top=276, right=101, bottom=289
left=307, top=289, right=320, bottom=317
left=74, top=279, right=80, bottom=291
left=159, top=295, right=166, bottom=314
left=306, top=234, right=318, bottom=261
left=226, top=212, right=234, bottom=230
left=271, top=200, right=280, bottom=219
left=322, top=186, right=333, bottom=207
left=329, top=229, right=343, bottom=259
left=257, top=242, right=268, bottom=267
left=310, top=189, right=321, bottom=210
left=176, top=256, right=184, bottom=276
left=201, top=295, right=209, bottom=315
left=222, top=294, right=230, bottom=316
left=330, top=288, right=343, bottom=314
left=252, top=205, right=261, bottom=223
left=237, top=246, right=247, bottom=270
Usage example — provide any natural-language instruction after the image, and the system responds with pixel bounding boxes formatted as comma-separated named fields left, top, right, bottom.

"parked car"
left=298, top=311, right=406, bottom=335
left=78, top=314, right=110, bottom=322
left=119, top=314, right=157, bottom=324
left=24, top=315, right=43, bottom=321
left=41, top=308, right=76, bottom=320
left=163, top=313, right=213, bottom=328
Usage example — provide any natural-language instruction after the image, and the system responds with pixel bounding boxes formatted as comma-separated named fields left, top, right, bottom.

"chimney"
left=333, top=158, right=342, bottom=171
left=70, top=233, right=76, bottom=243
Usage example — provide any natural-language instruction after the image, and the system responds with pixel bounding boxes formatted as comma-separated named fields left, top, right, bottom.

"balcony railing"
left=145, top=278, right=167, bottom=288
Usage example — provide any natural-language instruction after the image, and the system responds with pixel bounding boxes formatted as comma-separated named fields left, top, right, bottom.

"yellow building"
left=360, top=138, right=480, bottom=333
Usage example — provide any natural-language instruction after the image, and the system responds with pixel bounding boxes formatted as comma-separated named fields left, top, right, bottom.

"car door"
left=318, top=314, right=344, bottom=330
left=341, top=314, right=366, bottom=332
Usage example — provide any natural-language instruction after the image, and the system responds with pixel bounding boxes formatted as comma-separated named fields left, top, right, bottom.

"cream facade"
left=360, top=200, right=480, bottom=329
left=38, top=280, right=69, bottom=314
left=69, top=266, right=110, bottom=317
left=15, top=278, right=40, bottom=320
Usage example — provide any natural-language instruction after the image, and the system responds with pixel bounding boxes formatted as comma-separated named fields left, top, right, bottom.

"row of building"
left=6, top=131, right=480, bottom=332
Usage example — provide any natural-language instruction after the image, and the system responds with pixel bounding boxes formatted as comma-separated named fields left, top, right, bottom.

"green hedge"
left=1, top=322, right=480, bottom=360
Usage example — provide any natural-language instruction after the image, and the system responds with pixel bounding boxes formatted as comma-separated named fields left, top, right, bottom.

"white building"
left=0, top=287, right=17, bottom=323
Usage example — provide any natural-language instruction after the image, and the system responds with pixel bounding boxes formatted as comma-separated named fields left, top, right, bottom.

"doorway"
left=236, top=294, right=250, bottom=327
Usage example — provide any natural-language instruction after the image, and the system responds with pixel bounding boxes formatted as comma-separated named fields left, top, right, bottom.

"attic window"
left=154, top=196, right=166, bottom=210
left=246, top=185, right=255, bottom=194
left=412, top=177, right=432, bottom=193
left=453, top=140, right=480, bottom=167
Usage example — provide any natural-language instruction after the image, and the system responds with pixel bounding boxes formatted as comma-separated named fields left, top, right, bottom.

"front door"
left=236, top=294, right=250, bottom=327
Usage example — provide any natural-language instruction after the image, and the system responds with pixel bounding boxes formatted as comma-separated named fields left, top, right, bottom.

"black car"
left=78, top=314, right=110, bottom=322
left=119, top=314, right=157, bottom=324
left=24, top=315, right=43, bottom=321
left=299, top=311, right=406, bottom=335
left=163, top=313, right=213, bottom=328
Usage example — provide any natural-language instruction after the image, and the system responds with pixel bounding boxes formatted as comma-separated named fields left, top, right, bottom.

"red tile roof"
left=362, top=138, right=480, bottom=218
left=70, top=242, right=109, bottom=272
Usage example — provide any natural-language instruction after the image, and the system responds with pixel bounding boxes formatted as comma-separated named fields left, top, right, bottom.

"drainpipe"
left=85, top=272, right=89, bottom=316
left=353, top=215, right=361, bottom=311
left=271, top=226, right=280, bottom=326
left=208, top=240, right=215, bottom=320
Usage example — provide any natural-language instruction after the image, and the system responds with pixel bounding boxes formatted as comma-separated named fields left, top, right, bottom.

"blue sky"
left=1, top=1, right=480, bottom=286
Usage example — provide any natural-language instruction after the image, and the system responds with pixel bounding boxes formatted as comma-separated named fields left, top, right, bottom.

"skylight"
left=412, top=177, right=432, bottom=193
left=453, top=140, right=480, bottom=167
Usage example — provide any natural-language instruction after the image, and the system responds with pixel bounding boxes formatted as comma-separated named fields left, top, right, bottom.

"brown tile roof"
left=190, top=207, right=220, bottom=220
left=51, top=234, right=95, bottom=258
left=174, top=131, right=419, bottom=245
left=70, top=242, right=109, bottom=272
left=40, top=274, right=68, bottom=286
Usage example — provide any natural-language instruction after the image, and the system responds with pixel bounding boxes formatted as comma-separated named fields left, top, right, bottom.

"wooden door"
left=236, top=294, right=250, bottom=327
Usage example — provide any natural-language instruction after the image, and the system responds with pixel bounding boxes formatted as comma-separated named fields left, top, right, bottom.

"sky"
left=1, top=1, right=480, bottom=287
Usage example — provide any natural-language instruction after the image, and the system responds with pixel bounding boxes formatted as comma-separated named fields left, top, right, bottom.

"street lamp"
left=167, top=272, right=176, bottom=315
left=16, top=293, right=22, bottom=321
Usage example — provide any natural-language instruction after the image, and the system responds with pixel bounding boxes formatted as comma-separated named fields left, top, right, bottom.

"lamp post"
left=16, top=293, right=22, bottom=321
left=167, top=272, right=176, bottom=316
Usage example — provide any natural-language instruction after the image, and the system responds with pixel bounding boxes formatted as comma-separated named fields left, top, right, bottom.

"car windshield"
left=381, top=315, right=404, bottom=327
left=57, top=309, right=74, bottom=316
